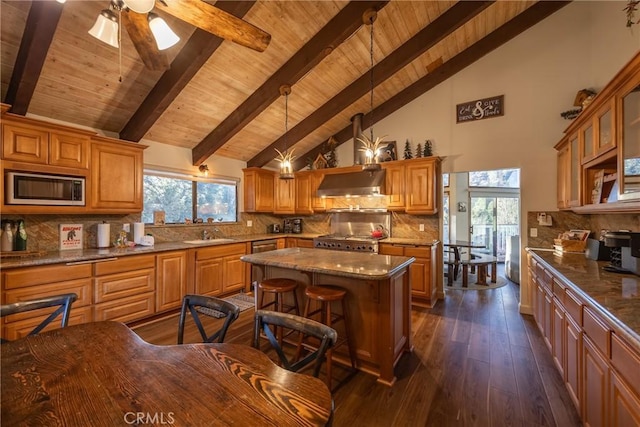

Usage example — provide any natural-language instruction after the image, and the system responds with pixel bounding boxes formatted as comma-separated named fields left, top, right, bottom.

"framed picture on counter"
left=59, top=224, right=83, bottom=250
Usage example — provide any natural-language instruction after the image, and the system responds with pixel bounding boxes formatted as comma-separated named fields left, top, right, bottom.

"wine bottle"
left=14, top=219, right=27, bottom=251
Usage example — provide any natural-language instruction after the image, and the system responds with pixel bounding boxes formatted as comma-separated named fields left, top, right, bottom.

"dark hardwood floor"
left=133, top=267, right=582, bottom=427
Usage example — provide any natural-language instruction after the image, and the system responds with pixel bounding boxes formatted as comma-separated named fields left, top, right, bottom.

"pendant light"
left=88, top=7, right=119, bottom=48
left=358, top=10, right=385, bottom=172
left=275, top=84, right=295, bottom=180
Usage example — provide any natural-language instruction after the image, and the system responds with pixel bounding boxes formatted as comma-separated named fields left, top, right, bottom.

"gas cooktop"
left=313, top=234, right=383, bottom=253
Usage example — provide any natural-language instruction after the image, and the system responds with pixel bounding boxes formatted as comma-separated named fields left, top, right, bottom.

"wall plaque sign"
left=456, top=95, right=504, bottom=123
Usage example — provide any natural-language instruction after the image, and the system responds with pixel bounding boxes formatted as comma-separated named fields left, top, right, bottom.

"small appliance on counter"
left=267, top=223, right=281, bottom=234
left=585, top=238, right=611, bottom=261
left=602, top=231, right=633, bottom=273
left=283, top=218, right=302, bottom=234
left=621, top=232, right=640, bottom=276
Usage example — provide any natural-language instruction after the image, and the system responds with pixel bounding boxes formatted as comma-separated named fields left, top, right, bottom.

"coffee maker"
left=283, top=218, right=302, bottom=234
left=603, top=231, right=637, bottom=274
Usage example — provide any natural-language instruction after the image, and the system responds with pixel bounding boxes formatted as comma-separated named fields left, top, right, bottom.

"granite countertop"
left=0, top=233, right=319, bottom=269
left=241, top=247, right=415, bottom=280
left=527, top=248, right=640, bottom=349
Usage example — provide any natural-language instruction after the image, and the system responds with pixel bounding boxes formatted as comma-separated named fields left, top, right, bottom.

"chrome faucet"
left=202, top=230, right=211, bottom=240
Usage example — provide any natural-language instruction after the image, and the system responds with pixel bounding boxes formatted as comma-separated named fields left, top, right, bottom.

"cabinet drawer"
left=378, top=244, right=404, bottom=256
left=94, top=293, right=155, bottom=323
left=1, top=306, right=93, bottom=341
left=94, top=268, right=155, bottom=303
left=583, top=307, right=610, bottom=357
left=611, top=333, right=640, bottom=397
left=196, top=243, right=246, bottom=260
left=564, top=289, right=582, bottom=325
left=3, top=278, right=92, bottom=323
left=93, top=255, right=155, bottom=276
left=2, top=264, right=92, bottom=289
left=552, top=278, right=566, bottom=302
left=404, top=247, right=431, bottom=259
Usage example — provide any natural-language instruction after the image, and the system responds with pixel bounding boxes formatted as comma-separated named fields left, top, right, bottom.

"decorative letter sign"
left=456, top=95, right=504, bottom=123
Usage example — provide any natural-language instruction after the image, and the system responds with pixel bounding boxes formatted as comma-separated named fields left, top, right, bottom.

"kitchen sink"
left=183, top=238, right=236, bottom=244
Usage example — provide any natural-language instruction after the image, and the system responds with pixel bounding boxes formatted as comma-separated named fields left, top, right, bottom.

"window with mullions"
left=142, top=170, right=238, bottom=224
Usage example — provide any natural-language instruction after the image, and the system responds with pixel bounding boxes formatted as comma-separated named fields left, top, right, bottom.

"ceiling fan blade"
left=120, top=9, right=169, bottom=71
left=155, top=0, right=271, bottom=52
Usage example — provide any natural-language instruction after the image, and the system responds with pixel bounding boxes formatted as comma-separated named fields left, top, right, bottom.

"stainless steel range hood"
left=317, top=170, right=386, bottom=197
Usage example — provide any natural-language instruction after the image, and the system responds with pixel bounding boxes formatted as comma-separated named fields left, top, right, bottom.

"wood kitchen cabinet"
left=2, top=117, right=91, bottom=169
left=555, top=51, right=640, bottom=212
left=382, top=162, right=405, bottom=210
left=294, top=170, right=313, bottom=214
left=405, top=157, right=439, bottom=214
left=528, top=251, right=640, bottom=426
left=274, top=174, right=296, bottom=214
left=93, top=255, right=156, bottom=323
left=90, top=136, right=145, bottom=213
left=243, top=167, right=275, bottom=213
left=194, top=243, right=248, bottom=297
left=156, top=250, right=188, bottom=312
left=379, top=243, right=437, bottom=306
left=310, top=169, right=329, bottom=212
left=1, top=263, right=93, bottom=341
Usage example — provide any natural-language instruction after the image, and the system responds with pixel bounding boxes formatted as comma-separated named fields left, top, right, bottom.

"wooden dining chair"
left=177, top=294, right=240, bottom=344
left=0, top=293, right=78, bottom=342
left=253, top=309, right=337, bottom=378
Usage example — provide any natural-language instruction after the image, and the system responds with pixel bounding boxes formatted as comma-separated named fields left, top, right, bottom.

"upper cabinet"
left=243, top=167, right=275, bottom=213
left=405, top=157, right=440, bottom=215
left=1, top=111, right=144, bottom=214
left=556, top=52, right=640, bottom=212
left=383, top=162, right=405, bottom=211
left=90, top=136, right=145, bottom=213
left=274, top=175, right=296, bottom=214
left=618, top=78, right=640, bottom=201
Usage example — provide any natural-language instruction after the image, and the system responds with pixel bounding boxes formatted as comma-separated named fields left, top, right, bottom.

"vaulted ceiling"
left=1, top=0, right=570, bottom=171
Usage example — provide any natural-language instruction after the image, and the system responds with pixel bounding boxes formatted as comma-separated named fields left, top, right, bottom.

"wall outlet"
left=419, top=224, right=425, bottom=231
left=123, top=223, right=130, bottom=232
left=530, top=227, right=538, bottom=237
left=247, top=220, right=253, bottom=227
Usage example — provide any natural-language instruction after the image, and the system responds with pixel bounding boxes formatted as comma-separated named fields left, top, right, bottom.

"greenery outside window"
left=469, top=168, right=519, bottom=188
left=142, top=169, right=238, bottom=224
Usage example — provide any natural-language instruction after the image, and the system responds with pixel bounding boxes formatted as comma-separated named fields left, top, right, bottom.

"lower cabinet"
left=93, top=255, right=156, bottom=323
left=529, top=252, right=640, bottom=427
left=379, top=243, right=437, bottom=306
left=194, top=243, right=247, bottom=297
left=156, top=250, right=188, bottom=312
left=1, top=263, right=93, bottom=341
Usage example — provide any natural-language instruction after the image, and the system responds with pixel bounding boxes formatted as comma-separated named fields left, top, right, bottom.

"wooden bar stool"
left=258, top=278, right=301, bottom=344
left=297, top=285, right=357, bottom=389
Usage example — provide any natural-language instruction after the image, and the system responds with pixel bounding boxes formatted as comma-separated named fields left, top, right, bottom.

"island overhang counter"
left=241, top=247, right=415, bottom=386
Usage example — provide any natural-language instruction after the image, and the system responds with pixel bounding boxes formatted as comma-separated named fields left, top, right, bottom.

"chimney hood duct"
left=317, top=170, right=386, bottom=198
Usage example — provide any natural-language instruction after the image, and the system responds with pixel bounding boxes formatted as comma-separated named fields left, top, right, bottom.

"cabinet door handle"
left=66, top=257, right=118, bottom=266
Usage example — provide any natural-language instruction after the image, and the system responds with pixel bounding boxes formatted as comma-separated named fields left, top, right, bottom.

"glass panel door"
left=470, top=195, right=519, bottom=262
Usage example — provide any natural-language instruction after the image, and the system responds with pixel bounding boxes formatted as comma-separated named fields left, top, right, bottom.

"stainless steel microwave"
left=5, top=171, right=85, bottom=206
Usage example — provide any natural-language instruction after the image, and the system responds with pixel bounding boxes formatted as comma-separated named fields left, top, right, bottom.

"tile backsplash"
left=1, top=210, right=440, bottom=252
left=526, top=211, right=639, bottom=249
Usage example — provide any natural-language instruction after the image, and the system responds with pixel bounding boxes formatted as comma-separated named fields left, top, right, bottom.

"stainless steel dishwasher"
left=250, top=239, right=278, bottom=290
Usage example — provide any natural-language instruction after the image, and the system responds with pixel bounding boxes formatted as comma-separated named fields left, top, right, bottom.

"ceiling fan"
left=90, top=0, right=271, bottom=71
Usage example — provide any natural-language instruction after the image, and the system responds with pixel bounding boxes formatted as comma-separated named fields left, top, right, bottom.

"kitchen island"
left=241, top=247, right=415, bottom=386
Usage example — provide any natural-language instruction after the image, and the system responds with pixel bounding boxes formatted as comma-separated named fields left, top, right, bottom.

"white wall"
left=335, top=1, right=639, bottom=313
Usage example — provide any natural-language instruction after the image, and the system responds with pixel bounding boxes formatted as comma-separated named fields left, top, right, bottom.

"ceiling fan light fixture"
left=148, top=13, right=180, bottom=50
left=122, top=0, right=154, bottom=13
left=88, top=9, right=120, bottom=48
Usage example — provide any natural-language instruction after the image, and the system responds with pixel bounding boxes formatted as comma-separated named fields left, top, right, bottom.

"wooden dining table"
left=1, top=321, right=333, bottom=426
left=444, top=240, right=487, bottom=282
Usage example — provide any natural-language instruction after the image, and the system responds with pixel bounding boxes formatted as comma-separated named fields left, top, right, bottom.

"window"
left=443, top=173, right=449, bottom=187
left=142, top=169, right=238, bottom=224
left=469, top=168, right=519, bottom=188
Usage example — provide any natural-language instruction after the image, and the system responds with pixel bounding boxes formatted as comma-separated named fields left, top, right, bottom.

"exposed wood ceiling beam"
left=191, top=0, right=390, bottom=165
left=248, top=0, right=493, bottom=168
left=119, top=1, right=256, bottom=142
left=292, top=0, right=572, bottom=171
left=4, top=1, right=64, bottom=115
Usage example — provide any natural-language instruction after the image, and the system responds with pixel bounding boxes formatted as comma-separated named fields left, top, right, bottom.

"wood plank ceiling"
left=1, top=0, right=570, bottom=171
